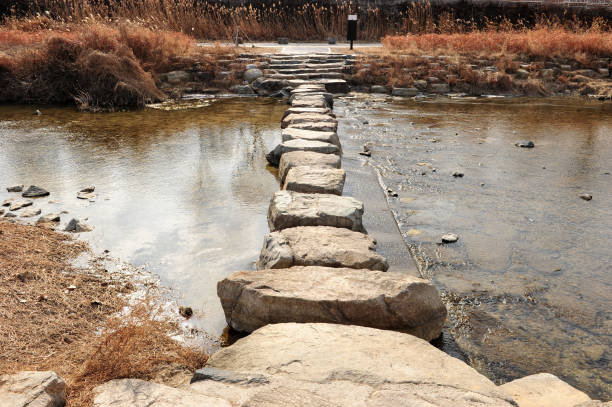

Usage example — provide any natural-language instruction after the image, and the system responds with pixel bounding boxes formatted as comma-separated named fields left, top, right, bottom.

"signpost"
left=347, top=14, right=357, bottom=50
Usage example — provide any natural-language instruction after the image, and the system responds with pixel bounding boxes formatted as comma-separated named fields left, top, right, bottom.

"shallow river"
left=0, top=98, right=287, bottom=336
left=335, top=96, right=612, bottom=400
left=1, top=96, right=610, bottom=399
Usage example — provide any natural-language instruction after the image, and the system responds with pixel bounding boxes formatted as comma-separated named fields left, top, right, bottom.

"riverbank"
left=0, top=219, right=208, bottom=406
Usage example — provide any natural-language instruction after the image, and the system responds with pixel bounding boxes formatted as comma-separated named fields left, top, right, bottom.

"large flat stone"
left=191, top=323, right=516, bottom=406
left=290, top=94, right=332, bottom=109
left=266, top=139, right=339, bottom=167
left=0, top=371, right=66, bottom=407
left=280, top=113, right=337, bottom=129
left=283, top=166, right=345, bottom=195
left=499, top=373, right=592, bottom=407
left=256, top=226, right=388, bottom=271
left=218, top=266, right=446, bottom=338
left=93, top=379, right=231, bottom=407
left=268, top=190, right=364, bottom=232
left=281, top=128, right=340, bottom=147
left=278, top=151, right=341, bottom=183
left=318, top=78, right=350, bottom=93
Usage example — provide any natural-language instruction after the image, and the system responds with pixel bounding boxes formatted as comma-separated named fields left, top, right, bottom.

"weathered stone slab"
left=289, top=97, right=328, bottom=109
left=256, top=226, right=388, bottom=271
left=281, top=127, right=340, bottom=147
left=191, top=323, right=516, bottom=406
left=286, top=121, right=338, bottom=132
left=291, top=85, right=327, bottom=94
left=266, top=139, right=339, bottom=167
left=218, top=266, right=445, bottom=338
left=268, top=190, right=364, bottom=232
left=93, top=379, right=232, bottom=407
left=0, top=371, right=66, bottom=407
left=283, top=166, right=345, bottom=195
left=278, top=151, right=341, bottom=183
left=281, top=113, right=337, bottom=129
left=281, top=107, right=333, bottom=120
left=499, top=373, right=591, bottom=407
left=289, top=92, right=333, bottom=107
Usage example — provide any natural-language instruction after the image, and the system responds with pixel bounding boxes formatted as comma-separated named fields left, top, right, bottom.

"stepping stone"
left=217, top=266, right=446, bottom=339
left=291, top=85, right=327, bottom=93
left=281, top=107, right=333, bottom=120
left=281, top=128, right=340, bottom=147
left=290, top=92, right=333, bottom=106
left=257, top=226, right=388, bottom=271
left=268, top=190, right=364, bottom=232
left=499, top=373, right=592, bottom=407
left=290, top=97, right=328, bottom=109
left=287, top=121, right=338, bottom=132
left=283, top=166, right=346, bottom=195
left=318, top=78, right=350, bottom=93
left=266, top=139, right=339, bottom=167
left=281, top=113, right=337, bottom=129
left=190, top=323, right=516, bottom=406
left=278, top=151, right=341, bottom=183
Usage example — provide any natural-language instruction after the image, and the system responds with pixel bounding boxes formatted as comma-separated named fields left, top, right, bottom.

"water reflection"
left=0, top=98, right=287, bottom=336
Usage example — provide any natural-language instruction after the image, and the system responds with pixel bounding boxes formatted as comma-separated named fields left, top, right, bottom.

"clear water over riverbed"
left=1, top=97, right=611, bottom=399
left=336, top=96, right=612, bottom=400
left=0, top=98, right=287, bottom=337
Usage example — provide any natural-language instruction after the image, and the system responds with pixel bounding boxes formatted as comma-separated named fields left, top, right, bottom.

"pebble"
left=37, top=213, right=61, bottom=223
left=515, top=140, right=535, bottom=148
left=77, top=191, right=96, bottom=200
left=441, top=233, right=459, bottom=243
left=64, top=218, right=94, bottom=233
left=9, top=199, right=33, bottom=211
left=452, top=171, right=464, bottom=178
left=580, top=193, right=593, bottom=201
left=179, top=306, right=193, bottom=319
left=80, top=186, right=95, bottom=193
left=7, top=185, right=23, bottom=192
left=20, top=208, right=41, bottom=218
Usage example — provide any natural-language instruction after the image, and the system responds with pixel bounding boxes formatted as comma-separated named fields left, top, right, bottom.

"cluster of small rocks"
left=2, top=184, right=93, bottom=232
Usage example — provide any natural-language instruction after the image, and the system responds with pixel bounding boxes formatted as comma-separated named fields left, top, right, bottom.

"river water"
left=335, top=95, right=612, bottom=400
left=1, top=96, right=610, bottom=399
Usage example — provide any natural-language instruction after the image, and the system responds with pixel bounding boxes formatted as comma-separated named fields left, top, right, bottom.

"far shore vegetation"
left=0, top=0, right=611, bottom=108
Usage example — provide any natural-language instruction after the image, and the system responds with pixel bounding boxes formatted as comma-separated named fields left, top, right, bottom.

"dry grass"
left=0, top=22, right=236, bottom=110
left=383, top=28, right=612, bottom=60
left=0, top=220, right=208, bottom=406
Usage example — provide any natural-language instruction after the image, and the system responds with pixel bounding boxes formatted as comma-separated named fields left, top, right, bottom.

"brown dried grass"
left=0, top=220, right=208, bottom=406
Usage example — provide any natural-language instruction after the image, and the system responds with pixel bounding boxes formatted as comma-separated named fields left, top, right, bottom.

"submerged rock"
left=189, top=323, right=516, bottom=406
left=441, top=233, right=459, bottom=243
left=20, top=208, right=41, bottom=218
left=64, top=218, right=93, bottom=233
left=0, top=371, right=66, bottom=407
left=580, top=193, right=593, bottom=201
left=516, top=140, right=535, bottom=148
left=22, top=185, right=50, bottom=198
left=257, top=226, right=388, bottom=271
left=9, top=199, right=33, bottom=211
left=218, top=267, right=446, bottom=338
left=7, top=185, right=23, bottom=192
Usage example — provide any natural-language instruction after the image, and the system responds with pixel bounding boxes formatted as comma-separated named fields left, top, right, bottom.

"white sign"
left=348, top=15, right=357, bottom=20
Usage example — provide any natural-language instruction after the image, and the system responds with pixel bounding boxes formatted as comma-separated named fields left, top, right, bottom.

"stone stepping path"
left=217, top=266, right=446, bottom=339
left=256, top=226, right=388, bottom=271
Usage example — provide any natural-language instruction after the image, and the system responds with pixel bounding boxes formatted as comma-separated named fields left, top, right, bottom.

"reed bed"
left=6, top=0, right=611, bottom=42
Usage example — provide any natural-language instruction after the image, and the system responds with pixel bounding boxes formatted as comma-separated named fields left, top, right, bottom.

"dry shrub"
left=0, top=22, right=223, bottom=109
